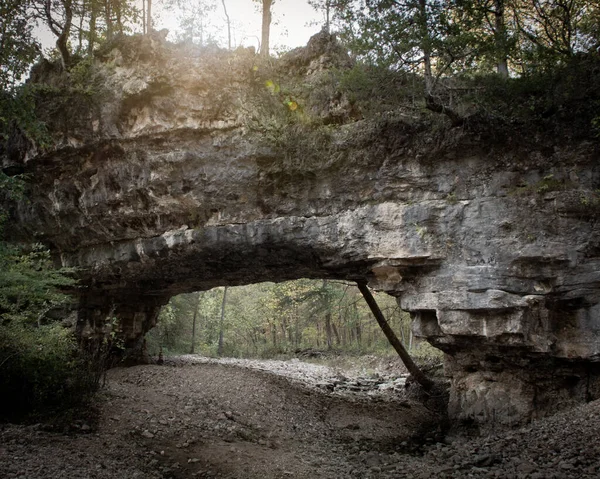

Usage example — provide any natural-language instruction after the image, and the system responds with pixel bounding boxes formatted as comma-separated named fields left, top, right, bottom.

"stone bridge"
left=5, top=32, right=600, bottom=429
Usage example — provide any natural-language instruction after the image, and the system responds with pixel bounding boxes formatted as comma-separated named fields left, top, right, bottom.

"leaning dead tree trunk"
left=357, top=281, right=434, bottom=391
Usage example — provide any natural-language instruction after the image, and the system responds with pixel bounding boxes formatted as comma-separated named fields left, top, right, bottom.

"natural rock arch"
left=5, top=32, right=600, bottom=429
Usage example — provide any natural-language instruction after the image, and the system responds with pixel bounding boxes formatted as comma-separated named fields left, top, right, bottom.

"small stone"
left=141, top=430, right=155, bottom=439
left=516, top=461, right=536, bottom=474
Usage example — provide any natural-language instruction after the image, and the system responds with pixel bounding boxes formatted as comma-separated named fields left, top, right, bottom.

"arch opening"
left=143, top=279, right=439, bottom=364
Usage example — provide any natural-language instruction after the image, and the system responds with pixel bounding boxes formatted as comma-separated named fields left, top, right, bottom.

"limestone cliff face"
left=4, top=32, right=600, bottom=429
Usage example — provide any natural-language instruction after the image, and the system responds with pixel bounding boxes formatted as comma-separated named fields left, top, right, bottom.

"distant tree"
left=190, top=292, right=201, bottom=353
left=0, top=0, right=40, bottom=89
left=513, top=0, right=598, bottom=65
left=217, top=286, right=228, bottom=356
left=221, top=0, right=231, bottom=49
left=253, top=0, right=274, bottom=56
left=147, top=0, right=152, bottom=33
left=489, top=0, right=510, bottom=76
left=329, top=0, right=472, bottom=124
left=453, top=0, right=513, bottom=77
left=165, top=0, right=217, bottom=46
left=308, top=0, right=334, bottom=32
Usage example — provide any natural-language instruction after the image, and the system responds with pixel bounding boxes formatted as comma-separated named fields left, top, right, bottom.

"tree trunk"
left=221, top=0, right=231, bottom=50
left=78, top=8, right=84, bottom=52
left=54, top=0, right=73, bottom=69
left=199, top=16, right=204, bottom=47
left=325, top=311, right=333, bottom=349
left=115, top=0, right=123, bottom=35
left=217, top=286, right=228, bottom=356
left=147, top=0, right=152, bottom=34
left=417, top=1, right=464, bottom=125
left=354, top=302, right=361, bottom=346
left=357, top=282, right=434, bottom=391
left=142, top=0, right=146, bottom=34
left=88, top=0, right=97, bottom=54
left=418, top=0, right=433, bottom=94
left=260, top=0, right=272, bottom=57
left=270, top=321, right=277, bottom=347
left=494, top=0, right=509, bottom=77
left=399, top=319, right=406, bottom=345
left=294, top=304, right=301, bottom=346
left=332, top=321, right=341, bottom=346
left=104, top=0, right=113, bottom=40
left=190, top=292, right=201, bottom=354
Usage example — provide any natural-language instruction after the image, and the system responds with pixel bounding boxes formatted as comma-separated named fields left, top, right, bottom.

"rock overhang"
left=4, top=31, right=600, bottom=429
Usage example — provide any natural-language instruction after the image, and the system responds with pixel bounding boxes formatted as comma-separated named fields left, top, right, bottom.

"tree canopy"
left=323, top=0, right=600, bottom=78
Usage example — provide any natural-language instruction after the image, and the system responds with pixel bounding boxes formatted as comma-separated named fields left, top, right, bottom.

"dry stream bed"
left=1, top=355, right=599, bottom=478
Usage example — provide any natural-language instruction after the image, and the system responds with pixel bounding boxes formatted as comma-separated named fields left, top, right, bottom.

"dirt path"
left=1, top=356, right=600, bottom=478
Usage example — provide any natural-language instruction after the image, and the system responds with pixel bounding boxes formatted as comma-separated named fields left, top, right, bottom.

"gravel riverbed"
left=1, top=355, right=599, bottom=478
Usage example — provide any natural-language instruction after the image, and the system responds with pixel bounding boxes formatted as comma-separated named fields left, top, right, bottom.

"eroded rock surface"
left=4, top=31, right=600, bottom=428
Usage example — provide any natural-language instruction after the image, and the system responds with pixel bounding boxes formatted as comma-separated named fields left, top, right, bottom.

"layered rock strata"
left=4, top=32, right=600, bottom=429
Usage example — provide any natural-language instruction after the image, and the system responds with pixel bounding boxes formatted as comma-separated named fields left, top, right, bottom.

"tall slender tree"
left=189, top=292, right=201, bottom=353
left=147, top=0, right=152, bottom=33
left=217, top=286, right=228, bottom=356
left=308, top=0, right=333, bottom=32
left=260, top=0, right=272, bottom=56
left=253, top=0, right=274, bottom=56
left=222, top=0, right=231, bottom=49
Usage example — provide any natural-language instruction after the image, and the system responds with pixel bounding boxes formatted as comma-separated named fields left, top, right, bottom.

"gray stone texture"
left=4, top=31, right=600, bottom=429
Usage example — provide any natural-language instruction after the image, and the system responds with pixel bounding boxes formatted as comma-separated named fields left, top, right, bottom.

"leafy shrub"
left=0, top=177, right=102, bottom=420
left=0, top=321, right=103, bottom=420
left=463, top=55, right=600, bottom=140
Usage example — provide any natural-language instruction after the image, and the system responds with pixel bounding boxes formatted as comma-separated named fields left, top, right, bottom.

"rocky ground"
left=1, top=355, right=599, bottom=479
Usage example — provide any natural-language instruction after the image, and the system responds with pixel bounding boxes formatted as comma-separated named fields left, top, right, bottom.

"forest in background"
left=146, top=280, right=436, bottom=360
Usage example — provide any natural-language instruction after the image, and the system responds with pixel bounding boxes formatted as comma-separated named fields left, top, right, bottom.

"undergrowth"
left=0, top=322, right=107, bottom=422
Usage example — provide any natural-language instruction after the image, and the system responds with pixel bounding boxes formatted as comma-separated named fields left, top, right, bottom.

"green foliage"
left=0, top=171, right=101, bottom=421
left=463, top=54, right=600, bottom=138
left=0, top=86, right=52, bottom=149
left=332, top=0, right=599, bottom=76
left=147, top=280, right=422, bottom=360
left=0, top=232, right=99, bottom=421
left=0, top=235, right=98, bottom=421
left=163, top=0, right=218, bottom=46
left=0, top=243, right=76, bottom=324
left=0, top=320, right=103, bottom=420
left=336, top=63, right=421, bottom=115
left=0, top=0, right=40, bottom=90
left=68, top=56, right=102, bottom=95
left=146, top=298, right=194, bottom=355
